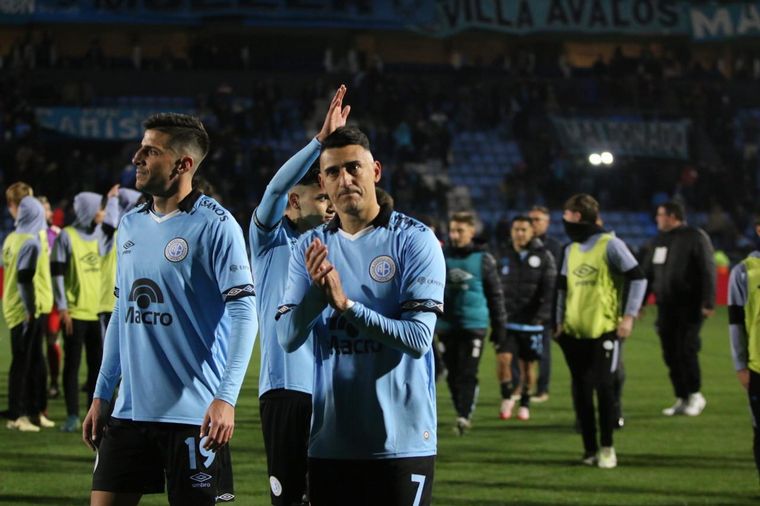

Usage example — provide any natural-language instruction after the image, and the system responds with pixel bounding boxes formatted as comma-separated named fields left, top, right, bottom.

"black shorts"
left=308, top=455, right=435, bottom=506
left=92, top=417, right=235, bottom=505
left=259, top=389, right=312, bottom=506
left=496, top=329, right=544, bottom=361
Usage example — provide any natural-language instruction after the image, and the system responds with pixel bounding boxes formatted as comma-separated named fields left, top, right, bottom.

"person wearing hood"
left=556, top=193, right=647, bottom=470
left=727, top=214, right=760, bottom=484
left=98, top=184, right=142, bottom=338
left=3, top=183, right=55, bottom=432
left=437, top=211, right=507, bottom=435
left=497, top=216, right=556, bottom=421
left=51, top=190, right=106, bottom=433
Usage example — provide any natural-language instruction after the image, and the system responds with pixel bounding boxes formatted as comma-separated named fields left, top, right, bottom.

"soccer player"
left=4, top=184, right=55, bottom=432
left=82, top=113, right=257, bottom=506
left=556, top=194, right=646, bottom=469
left=643, top=201, right=715, bottom=417
left=728, top=215, right=760, bottom=483
left=249, top=85, right=347, bottom=506
left=527, top=205, right=563, bottom=402
left=52, top=190, right=106, bottom=432
left=276, top=126, right=445, bottom=506
left=438, top=211, right=506, bottom=433
left=497, top=216, right=556, bottom=421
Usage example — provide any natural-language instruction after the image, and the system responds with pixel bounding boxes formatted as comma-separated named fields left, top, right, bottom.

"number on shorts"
left=184, top=436, right=217, bottom=470
left=410, top=473, right=426, bottom=506
left=530, top=334, right=543, bottom=354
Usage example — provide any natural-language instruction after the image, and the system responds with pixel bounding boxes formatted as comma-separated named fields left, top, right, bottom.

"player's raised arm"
left=253, top=84, right=349, bottom=230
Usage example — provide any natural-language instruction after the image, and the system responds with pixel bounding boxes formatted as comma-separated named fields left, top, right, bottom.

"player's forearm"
left=256, top=138, right=322, bottom=229
left=276, top=283, right=327, bottom=352
left=18, top=279, right=35, bottom=316
left=94, top=303, right=121, bottom=399
left=556, top=279, right=567, bottom=325
left=51, top=274, right=68, bottom=310
left=215, top=296, right=257, bottom=405
left=729, top=324, right=749, bottom=371
left=623, top=278, right=647, bottom=316
left=342, top=302, right=437, bottom=359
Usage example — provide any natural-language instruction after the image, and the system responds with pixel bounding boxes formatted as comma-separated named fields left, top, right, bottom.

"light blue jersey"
left=277, top=207, right=445, bottom=460
left=94, top=191, right=257, bottom=425
left=250, top=138, right=320, bottom=397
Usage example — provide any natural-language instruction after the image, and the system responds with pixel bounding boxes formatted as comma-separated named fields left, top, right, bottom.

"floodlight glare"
left=589, top=153, right=602, bottom=165
left=600, top=151, right=614, bottom=165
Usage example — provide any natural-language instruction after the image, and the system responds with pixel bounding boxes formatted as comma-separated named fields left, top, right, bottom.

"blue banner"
left=35, top=107, right=194, bottom=140
left=3, top=1, right=760, bottom=40
left=0, top=0, right=687, bottom=34
left=551, top=116, right=690, bottom=159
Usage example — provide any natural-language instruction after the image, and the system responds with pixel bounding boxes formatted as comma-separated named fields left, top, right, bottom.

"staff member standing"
left=528, top=205, right=563, bottom=402
left=438, top=211, right=507, bottom=434
left=728, top=216, right=760, bottom=483
left=557, top=194, right=646, bottom=469
left=643, top=201, right=715, bottom=417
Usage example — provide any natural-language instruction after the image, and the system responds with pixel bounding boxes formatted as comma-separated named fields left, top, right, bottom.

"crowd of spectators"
left=1, top=31, right=760, bottom=256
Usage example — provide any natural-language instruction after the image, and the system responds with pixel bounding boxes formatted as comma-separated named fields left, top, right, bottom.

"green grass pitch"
left=0, top=307, right=758, bottom=505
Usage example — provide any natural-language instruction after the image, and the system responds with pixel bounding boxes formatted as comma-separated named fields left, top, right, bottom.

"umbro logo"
left=573, top=264, right=599, bottom=278
left=80, top=252, right=100, bottom=268
left=190, top=472, right=212, bottom=483
left=217, top=493, right=235, bottom=502
left=123, top=240, right=135, bottom=250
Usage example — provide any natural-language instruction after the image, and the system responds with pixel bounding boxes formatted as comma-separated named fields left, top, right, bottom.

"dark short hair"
left=321, top=126, right=371, bottom=152
left=511, top=215, right=533, bottom=226
left=563, top=193, right=599, bottom=224
left=659, top=201, right=685, bottom=221
left=450, top=211, right=477, bottom=227
left=296, top=161, right=321, bottom=187
left=530, top=205, right=550, bottom=216
left=143, top=113, right=210, bottom=164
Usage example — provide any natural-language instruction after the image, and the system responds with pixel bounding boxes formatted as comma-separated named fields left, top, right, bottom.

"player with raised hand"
left=249, top=84, right=347, bottom=506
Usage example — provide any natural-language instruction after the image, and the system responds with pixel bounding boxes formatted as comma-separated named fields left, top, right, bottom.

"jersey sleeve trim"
left=222, top=284, right=255, bottom=302
left=401, top=299, right=444, bottom=315
left=274, top=304, right=297, bottom=321
left=252, top=207, right=279, bottom=233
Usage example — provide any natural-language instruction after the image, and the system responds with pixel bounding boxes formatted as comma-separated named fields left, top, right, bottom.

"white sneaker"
left=662, top=398, right=687, bottom=416
left=454, top=416, right=471, bottom=436
left=684, top=393, right=706, bottom=416
left=6, top=416, right=41, bottom=432
left=36, top=414, right=55, bottom=428
left=597, top=446, right=617, bottom=469
left=517, top=406, right=530, bottom=421
left=581, top=453, right=597, bottom=466
left=499, top=399, right=515, bottom=420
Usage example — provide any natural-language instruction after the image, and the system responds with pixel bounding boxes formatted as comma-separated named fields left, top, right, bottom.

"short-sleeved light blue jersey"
left=277, top=206, right=445, bottom=460
left=250, top=138, right=320, bottom=397
left=94, top=190, right=257, bottom=425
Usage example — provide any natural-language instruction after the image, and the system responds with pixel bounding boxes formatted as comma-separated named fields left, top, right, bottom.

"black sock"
left=520, top=391, right=530, bottom=408
left=500, top=381, right=514, bottom=400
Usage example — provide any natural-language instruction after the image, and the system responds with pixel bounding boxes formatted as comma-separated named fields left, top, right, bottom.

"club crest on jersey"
left=164, top=237, right=189, bottom=262
left=370, top=255, right=396, bottom=283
